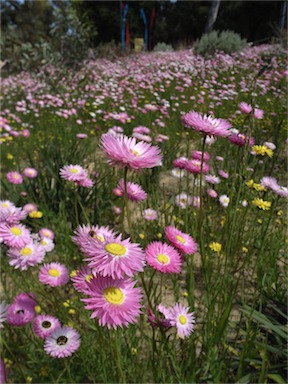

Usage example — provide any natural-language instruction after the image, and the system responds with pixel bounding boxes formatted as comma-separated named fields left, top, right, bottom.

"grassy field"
left=0, top=44, right=287, bottom=384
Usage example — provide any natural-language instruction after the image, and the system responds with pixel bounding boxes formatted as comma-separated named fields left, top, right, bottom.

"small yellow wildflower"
left=26, top=376, right=32, bottom=383
left=7, top=153, right=13, bottom=160
left=35, top=305, right=41, bottom=314
left=220, top=216, right=226, bottom=226
left=70, top=270, right=77, bottom=277
left=29, top=211, right=43, bottom=219
left=63, top=300, right=70, bottom=308
left=157, top=233, right=162, bottom=239
left=182, top=291, right=188, bottom=297
left=139, top=233, right=145, bottom=239
left=257, top=219, right=263, bottom=224
left=252, top=198, right=271, bottom=210
left=39, top=366, right=49, bottom=377
left=4, top=359, right=12, bottom=368
left=253, top=183, right=266, bottom=192
left=242, top=247, right=248, bottom=253
left=277, top=210, right=283, bottom=216
left=252, top=145, right=273, bottom=158
left=68, top=309, right=76, bottom=315
left=131, top=347, right=138, bottom=356
left=209, top=242, right=222, bottom=254
left=246, top=179, right=255, bottom=188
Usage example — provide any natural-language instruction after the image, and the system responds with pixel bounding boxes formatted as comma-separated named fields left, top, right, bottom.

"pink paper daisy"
left=170, top=303, right=195, bottom=339
left=0, top=203, right=27, bottom=224
left=44, top=326, right=80, bottom=358
left=83, top=276, right=143, bottom=329
left=7, top=241, right=46, bottom=270
left=165, top=226, right=198, bottom=255
left=38, top=237, right=55, bottom=253
left=205, top=174, right=220, bottom=184
left=100, top=133, right=162, bottom=170
left=84, top=233, right=145, bottom=279
left=39, top=262, right=69, bottom=287
left=23, top=168, right=38, bottom=178
left=185, top=159, right=210, bottom=174
left=181, top=111, right=231, bottom=137
left=32, top=314, right=61, bottom=339
left=23, top=203, right=38, bottom=214
left=239, top=102, right=253, bottom=114
left=173, top=157, right=188, bottom=169
left=143, top=209, right=157, bottom=221
left=219, top=194, right=230, bottom=207
left=72, top=224, right=117, bottom=255
left=59, top=165, right=87, bottom=182
left=6, top=171, right=23, bottom=185
left=228, top=133, right=255, bottom=146
left=260, top=176, right=279, bottom=191
left=218, top=170, right=229, bottom=179
left=71, top=266, right=94, bottom=294
left=0, top=223, right=31, bottom=248
left=114, top=179, right=147, bottom=202
left=7, top=292, right=36, bottom=327
left=145, top=241, right=182, bottom=274
left=191, top=150, right=210, bottom=162
left=207, top=189, right=218, bottom=198
left=175, top=193, right=192, bottom=209
left=39, top=228, right=55, bottom=240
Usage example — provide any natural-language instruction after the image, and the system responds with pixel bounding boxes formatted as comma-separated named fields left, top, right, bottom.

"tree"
left=205, top=0, right=221, bottom=33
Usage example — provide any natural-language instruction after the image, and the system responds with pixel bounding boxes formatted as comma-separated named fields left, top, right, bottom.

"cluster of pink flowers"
left=4, top=291, right=80, bottom=358
left=72, top=224, right=144, bottom=329
left=60, top=164, right=93, bottom=188
left=0, top=201, right=56, bottom=271
left=6, top=167, right=38, bottom=185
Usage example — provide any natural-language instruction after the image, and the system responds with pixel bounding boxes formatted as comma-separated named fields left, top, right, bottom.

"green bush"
left=153, top=42, right=174, bottom=52
left=194, top=30, right=247, bottom=56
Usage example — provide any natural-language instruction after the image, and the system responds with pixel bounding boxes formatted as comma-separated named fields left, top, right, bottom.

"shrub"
left=194, top=30, right=247, bottom=56
left=153, top=42, right=174, bottom=52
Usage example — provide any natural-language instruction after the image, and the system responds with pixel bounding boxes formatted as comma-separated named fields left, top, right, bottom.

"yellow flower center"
left=180, top=198, right=186, bottom=203
left=103, top=287, right=125, bottom=305
left=69, top=168, right=79, bottom=173
left=131, top=149, right=141, bottom=157
left=10, top=227, right=22, bottom=236
left=12, top=174, right=20, bottom=179
left=40, top=240, right=47, bottom=245
left=176, top=235, right=186, bottom=244
left=179, top=315, right=187, bottom=325
left=20, top=247, right=32, bottom=256
left=157, top=253, right=169, bottom=264
left=85, top=274, right=93, bottom=283
left=105, top=243, right=126, bottom=256
left=1, top=203, right=8, bottom=208
left=48, top=269, right=60, bottom=277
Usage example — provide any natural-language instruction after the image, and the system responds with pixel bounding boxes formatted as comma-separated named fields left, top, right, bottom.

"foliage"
left=194, top=30, right=247, bottom=56
left=153, top=42, right=174, bottom=52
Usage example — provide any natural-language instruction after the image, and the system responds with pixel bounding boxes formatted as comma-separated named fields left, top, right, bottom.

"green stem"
left=113, top=329, right=126, bottom=383
left=123, top=167, right=134, bottom=241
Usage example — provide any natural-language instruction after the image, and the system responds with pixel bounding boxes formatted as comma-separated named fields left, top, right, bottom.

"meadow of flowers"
left=0, top=44, right=287, bottom=383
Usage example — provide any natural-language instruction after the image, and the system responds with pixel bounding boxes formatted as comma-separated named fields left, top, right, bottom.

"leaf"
left=267, top=373, right=287, bottom=384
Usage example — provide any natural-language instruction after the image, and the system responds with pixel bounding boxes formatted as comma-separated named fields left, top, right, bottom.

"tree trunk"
left=205, top=0, right=221, bottom=34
